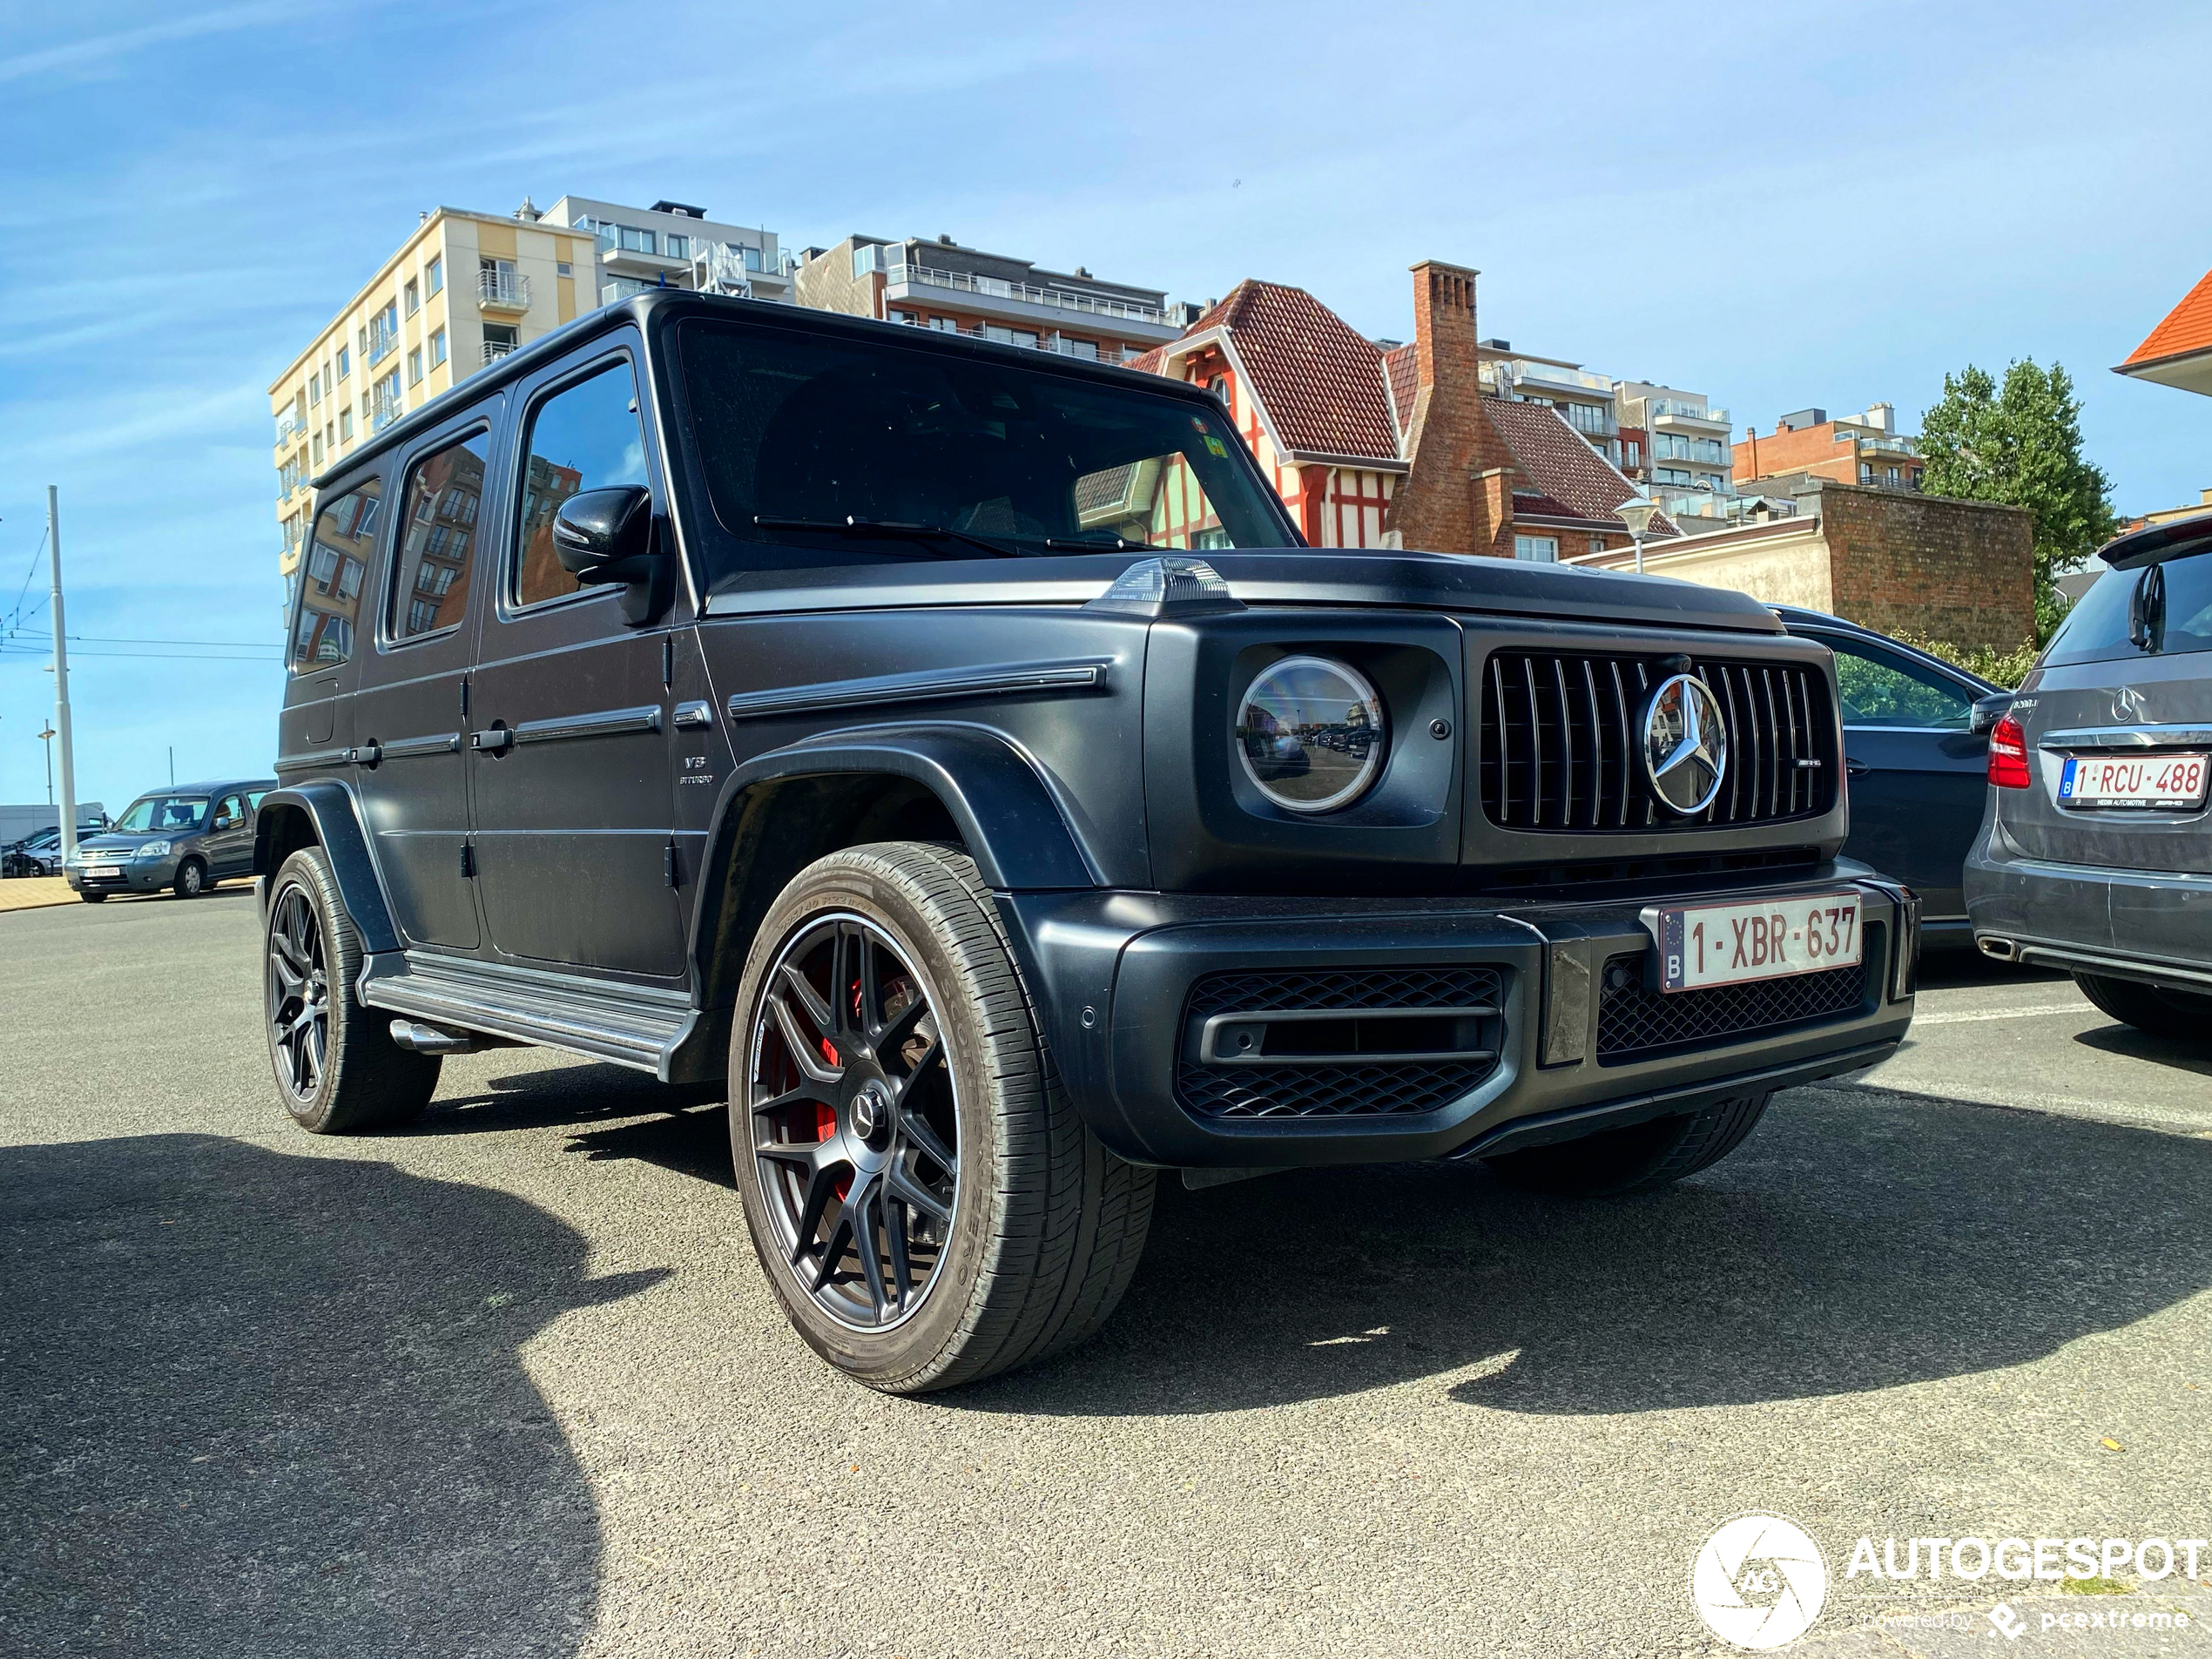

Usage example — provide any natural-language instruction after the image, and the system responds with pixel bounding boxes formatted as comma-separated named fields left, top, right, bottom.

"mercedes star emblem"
left=1643, top=673, right=1730, bottom=814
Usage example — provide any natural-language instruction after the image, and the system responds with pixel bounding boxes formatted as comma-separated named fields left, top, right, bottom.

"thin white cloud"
left=0, top=3, right=303, bottom=85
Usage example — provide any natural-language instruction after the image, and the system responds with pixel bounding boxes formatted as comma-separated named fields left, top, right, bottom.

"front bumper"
left=1001, top=874, right=1916, bottom=1168
left=66, top=857, right=176, bottom=894
left=1966, top=834, right=2212, bottom=993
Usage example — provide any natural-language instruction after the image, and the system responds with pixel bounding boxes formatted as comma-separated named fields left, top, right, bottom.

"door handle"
left=1844, top=757, right=1869, bottom=777
left=469, top=727, right=512, bottom=754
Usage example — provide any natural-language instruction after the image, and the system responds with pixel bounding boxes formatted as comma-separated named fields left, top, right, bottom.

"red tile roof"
left=1382, top=342, right=1418, bottom=436
left=1181, top=280, right=1402, bottom=462
left=1485, top=398, right=1674, bottom=535
left=1123, top=343, right=1168, bottom=377
left=2122, top=267, right=2212, bottom=368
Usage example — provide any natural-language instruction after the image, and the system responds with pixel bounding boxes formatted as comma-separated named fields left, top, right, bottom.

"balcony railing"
left=274, top=411, right=307, bottom=447
left=365, top=324, right=398, bottom=368
left=478, top=269, right=532, bottom=309
left=1648, top=398, right=1730, bottom=426
left=1507, top=359, right=1615, bottom=395
left=481, top=340, right=516, bottom=366
left=369, top=395, right=402, bottom=434
left=883, top=261, right=1166, bottom=327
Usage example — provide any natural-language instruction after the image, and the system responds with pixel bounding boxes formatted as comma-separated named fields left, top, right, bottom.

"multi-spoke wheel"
left=748, top=915, right=961, bottom=1330
left=264, top=846, right=441, bottom=1134
left=731, top=841, right=1156, bottom=1393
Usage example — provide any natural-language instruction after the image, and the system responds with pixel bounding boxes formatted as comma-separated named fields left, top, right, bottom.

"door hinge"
left=461, top=840, right=475, bottom=878
left=660, top=637, right=674, bottom=691
left=460, top=674, right=470, bottom=718
left=664, top=838, right=679, bottom=888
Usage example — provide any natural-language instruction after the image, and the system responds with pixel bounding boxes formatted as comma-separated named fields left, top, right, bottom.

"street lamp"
left=1616, top=494, right=1662, bottom=576
left=37, top=724, right=57, bottom=806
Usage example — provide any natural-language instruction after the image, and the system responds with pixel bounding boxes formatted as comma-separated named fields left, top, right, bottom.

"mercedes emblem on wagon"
left=1643, top=672, right=1730, bottom=814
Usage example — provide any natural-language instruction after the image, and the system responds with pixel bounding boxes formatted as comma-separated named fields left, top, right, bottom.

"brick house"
left=1733, top=404, right=1925, bottom=495
left=1131, top=261, right=1663, bottom=558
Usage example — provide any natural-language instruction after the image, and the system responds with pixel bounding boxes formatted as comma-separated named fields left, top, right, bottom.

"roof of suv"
left=314, top=290, right=1227, bottom=494
left=2100, top=512, right=2212, bottom=569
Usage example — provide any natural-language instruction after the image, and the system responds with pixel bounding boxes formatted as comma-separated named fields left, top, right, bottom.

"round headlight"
left=1235, top=655, right=1386, bottom=813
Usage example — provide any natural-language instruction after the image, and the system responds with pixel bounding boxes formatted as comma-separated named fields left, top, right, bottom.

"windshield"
left=115, top=795, right=208, bottom=833
left=2044, top=550, right=2212, bottom=665
left=677, top=319, right=1293, bottom=582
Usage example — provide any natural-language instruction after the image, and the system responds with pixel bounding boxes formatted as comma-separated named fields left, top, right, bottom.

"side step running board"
left=359, top=952, right=701, bottom=1079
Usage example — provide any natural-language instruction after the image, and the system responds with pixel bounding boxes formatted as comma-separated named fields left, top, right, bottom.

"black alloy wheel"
left=746, top=914, right=960, bottom=1331
left=266, top=880, right=330, bottom=1103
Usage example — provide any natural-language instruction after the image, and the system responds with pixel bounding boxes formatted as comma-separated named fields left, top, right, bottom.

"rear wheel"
left=265, top=846, right=441, bottom=1133
left=2075, top=973, right=2212, bottom=1042
left=1484, top=1093, right=1772, bottom=1197
left=731, top=841, right=1154, bottom=1393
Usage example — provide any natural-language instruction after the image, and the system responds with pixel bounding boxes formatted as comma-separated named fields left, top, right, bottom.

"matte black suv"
left=258, top=293, right=1916, bottom=1391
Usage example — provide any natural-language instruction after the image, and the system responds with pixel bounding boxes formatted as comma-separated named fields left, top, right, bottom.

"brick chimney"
left=1386, top=260, right=1515, bottom=555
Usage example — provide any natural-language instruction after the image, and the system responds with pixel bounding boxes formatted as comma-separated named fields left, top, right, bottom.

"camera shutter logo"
left=1690, top=1514, right=1828, bottom=1650
left=1643, top=673, right=1730, bottom=815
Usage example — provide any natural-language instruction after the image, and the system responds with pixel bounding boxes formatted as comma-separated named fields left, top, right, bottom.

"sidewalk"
left=0, top=878, right=78, bottom=914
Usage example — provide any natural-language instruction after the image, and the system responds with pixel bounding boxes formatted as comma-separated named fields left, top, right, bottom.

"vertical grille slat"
left=1479, top=649, right=1833, bottom=834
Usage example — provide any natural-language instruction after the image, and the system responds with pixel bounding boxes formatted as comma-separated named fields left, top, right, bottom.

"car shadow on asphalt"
left=944, top=1086, right=2212, bottom=1420
left=0, top=1133, right=664, bottom=1656
left=2072, top=1022, right=2212, bottom=1077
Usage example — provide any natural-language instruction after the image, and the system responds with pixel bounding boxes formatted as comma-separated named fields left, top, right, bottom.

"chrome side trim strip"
left=512, top=705, right=664, bottom=745
left=725, top=658, right=1109, bottom=722
left=2040, top=725, right=2212, bottom=751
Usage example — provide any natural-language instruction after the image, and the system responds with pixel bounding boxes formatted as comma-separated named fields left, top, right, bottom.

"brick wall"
left=1734, top=421, right=1863, bottom=486
left=1817, top=482, right=2035, bottom=651
left=1385, top=261, right=1517, bottom=555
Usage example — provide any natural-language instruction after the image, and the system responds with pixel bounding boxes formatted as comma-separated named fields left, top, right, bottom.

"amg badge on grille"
left=1642, top=673, right=1730, bottom=814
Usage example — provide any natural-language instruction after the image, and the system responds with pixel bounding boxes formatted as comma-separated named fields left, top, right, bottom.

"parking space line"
left=1912, top=1002, right=2089, bottom=1026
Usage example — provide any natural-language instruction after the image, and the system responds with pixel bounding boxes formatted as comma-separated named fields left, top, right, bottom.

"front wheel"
left=173, top=859, right=206, bottom=899
left=2076, top=973, right=2212, bottom=1042
left=1484, top=1093, right=1772, bottom=1197
left=730, top=841, right=1154, bottom=1393
left=265, top=846, right=441, bottom=1133
left=78, top=891, right=106, bottom=903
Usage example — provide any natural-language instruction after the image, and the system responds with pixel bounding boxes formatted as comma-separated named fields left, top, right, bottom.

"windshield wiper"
left=1043, top=534, right=1161, bottom=552
left=753, top=515, right=1022, bottom=560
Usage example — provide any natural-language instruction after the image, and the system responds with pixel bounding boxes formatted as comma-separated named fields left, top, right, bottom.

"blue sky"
left=2, top=0, right=2207, bottom=813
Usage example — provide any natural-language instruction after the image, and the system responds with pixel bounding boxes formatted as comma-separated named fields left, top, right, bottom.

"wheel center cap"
left=850, top=1080, right=889, bottom=1143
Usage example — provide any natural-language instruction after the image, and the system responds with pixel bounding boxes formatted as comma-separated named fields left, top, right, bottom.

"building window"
left=1012, top=330, right=1038, bottom=350
left=408, top=347, right=423, bottom=386
left=1565, top=401, right=1608, bottom=435
left=312, top=433, right=323, bottom=467
left=307, top=374, right=320, bottom=408
left=664, top=233, right=689, bottom=260
left=1121, top=345, right=1145, bottom=364
left=428, top=328, right=446, bottom=369
left=927, top=317, right=959, bottom=333
left=742, top=245, right=763, bottom=272
left=339, top=408, right=354, bottom=442
left=404, top=278, right=420, bottom=316
left=425, top=256, right=443, bottom=297
left=1625, top=440, right=1641, bottom=469
left=1588, top=536, right=1604, bottom=555
left=1514, top=535, right=1560, bottom=563
left=1859, top=462, right=1874, bottom=484
left=852, top=242, right=884, bottom=278
left=889, top=309, right=918, bottom=326
left=336, top=346, right=350, bottom=380
left=556, top=261, right=573, bottom=279
left=1063, top=338, right=1098, bottom=361
left=617, top=225, right=655, bottom=254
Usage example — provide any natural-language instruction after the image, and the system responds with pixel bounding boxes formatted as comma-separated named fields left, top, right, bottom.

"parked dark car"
left=1967, top=516, right=2212, bottom=1035
left=256, top=291, right=1918, bottom=1392
left=5, top=827, right=64, bottom=878
left=1771, top=607, right=2002, bottom=947
left=67, top=781, right=273, bottom=901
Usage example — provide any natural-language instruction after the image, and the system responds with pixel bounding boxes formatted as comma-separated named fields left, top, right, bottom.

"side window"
left=389, top=429, right=489, bottom=642
left=291, top=477, right=380, bottom=672
left=213, top=793, right=246, bottom=831
left=514, top=359, right=651, bottom=609
left=1829, top=640, right=1974, bottom=730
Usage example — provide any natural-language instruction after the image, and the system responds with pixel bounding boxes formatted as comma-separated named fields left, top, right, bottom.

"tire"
left=265, top=846, right=441, bottom=1133
left=729, top=841, right=1155, bottom=1393
left=79, top=892, right=106, bottom=903
left=1484, top=1092, right=1772, bottom=1197
left=2075, top=973, right=2212, bottom=1042
left=173, top=859, right=206, bottom=900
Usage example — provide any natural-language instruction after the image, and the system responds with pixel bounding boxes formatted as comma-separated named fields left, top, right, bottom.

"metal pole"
left=48, top=487, right=79, bottom=866
left=1634, top=531, right=1645, bottom=577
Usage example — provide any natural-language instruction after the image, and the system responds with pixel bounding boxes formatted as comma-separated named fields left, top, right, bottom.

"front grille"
left=1595, top=945, right=1871, bottom=1064
left=1480, top=651, right=1833, bottom=833
left=1176, top=966, right=1503, bottom=1120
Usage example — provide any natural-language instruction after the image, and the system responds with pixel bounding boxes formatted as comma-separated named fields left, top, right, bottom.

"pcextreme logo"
left=1690, top=1514, right=1829, bottom=1650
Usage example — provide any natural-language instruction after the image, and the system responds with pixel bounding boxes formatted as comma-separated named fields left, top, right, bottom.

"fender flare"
left=253, top=781, right=400, bottom=955
left=687, top=722, right=1100, bottom=993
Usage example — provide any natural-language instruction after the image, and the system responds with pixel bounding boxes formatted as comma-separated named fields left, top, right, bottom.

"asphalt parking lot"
left=4, top=891, right=2209, bottom=1658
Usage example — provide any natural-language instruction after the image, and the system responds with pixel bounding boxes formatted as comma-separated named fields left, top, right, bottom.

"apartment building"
left=541, top=196, right=790, bottom=307
left=1474, top=342, right=1622, bottom=466
left=1612, top=381, right=1737, bottom=523
left=269, top=202, right=597, bottom=586
left=1733, top=403, right=1925, bottom=495
left=792, top=234, right=1182, bottom=364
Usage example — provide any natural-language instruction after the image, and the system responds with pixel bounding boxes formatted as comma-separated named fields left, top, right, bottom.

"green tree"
left=1918, top=360, right=2118, bottom=643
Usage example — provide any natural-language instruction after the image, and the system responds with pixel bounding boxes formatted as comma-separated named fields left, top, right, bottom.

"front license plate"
left=1654, top=893, right=1863, bottom=993
left=2058, top=752, right=2209, bottom=810
left=87, top=866, right=121, bottom=879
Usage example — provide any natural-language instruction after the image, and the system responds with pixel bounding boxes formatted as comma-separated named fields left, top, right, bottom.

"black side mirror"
left=1969, top=692, right=2012, bottom=737
left=551, top=486, right=671, bottom=624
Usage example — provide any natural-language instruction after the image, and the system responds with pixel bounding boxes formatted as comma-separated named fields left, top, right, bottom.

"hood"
left=702, top=547, right=1784, bottom=635
left=77, top=831, right=180, bottom=852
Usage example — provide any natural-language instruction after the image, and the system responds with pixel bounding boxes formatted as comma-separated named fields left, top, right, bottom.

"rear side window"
left=291, top=478, right=380, bottom=672
left=2045, top=552, right=2212, bottom=664
left=1829, top=639, right=1974, bottom=729
left=389, top=429, right=489, bottom=642
left=514, top=359, right=651, bottom=609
